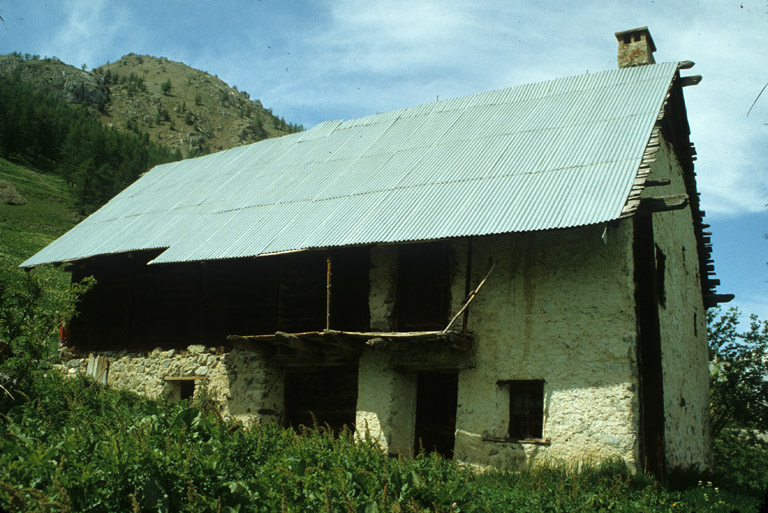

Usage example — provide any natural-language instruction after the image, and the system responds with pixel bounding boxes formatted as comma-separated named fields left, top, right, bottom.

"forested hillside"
left=96, top=54, right=303, bottom=156
left=0, top=52, right=303, bottom=159
left=0, top=77, right=180, bottom=214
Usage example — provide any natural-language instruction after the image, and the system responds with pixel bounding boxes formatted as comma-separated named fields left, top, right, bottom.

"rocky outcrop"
left=0, top=179, right=27, bottom=205
left=0, top=54, right=109, bottom=109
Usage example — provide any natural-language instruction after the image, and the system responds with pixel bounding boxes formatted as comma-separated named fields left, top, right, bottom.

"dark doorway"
left=284, top=366, right=358, bottom=435
left=395, top=242, right=451, bottom=331
left=633, top=211, right=666, bottom=478
left=330, top=246, right=371, bottom=332
left=414, top=372, right=458, bottom=458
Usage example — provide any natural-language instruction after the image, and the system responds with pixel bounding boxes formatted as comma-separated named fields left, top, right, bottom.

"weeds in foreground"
left=0, top=371, right=762, bottom=513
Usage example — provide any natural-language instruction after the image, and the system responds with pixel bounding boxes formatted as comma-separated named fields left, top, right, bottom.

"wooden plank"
left=680, top=75, right=702, bottom=87
left=704, top=293, right=735, bottom=308
left=640, top=194, right=688, bottom=212
left=325, top=253, right=332, bottom=331
left=644, top=179, right=671, bottom=187
left=274, top=331, right=322, bottom=356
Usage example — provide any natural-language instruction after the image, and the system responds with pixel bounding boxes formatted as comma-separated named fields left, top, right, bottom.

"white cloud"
left=45, top=0, right=132, bottom=69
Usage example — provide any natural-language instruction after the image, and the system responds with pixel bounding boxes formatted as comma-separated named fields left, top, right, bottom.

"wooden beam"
left=462, top=238, right=473, bottom=336
left=228, top=328, right=472, bottom=354
left=327, top=329, right=451, bottom=340
left=640, top=194, right=688, bottom=212
left=325, top=252, right=332, bottom=331
left=704, top=293, right=735, bottom=308
left=229, top=330, right=324, bottom=341
left=680, top=75, right=702, bottom=87
left=644, top=179, right=671, bottom=187
left=274, top=331, right=322, bottom=356
left=443, top=261, right=496, bottom=334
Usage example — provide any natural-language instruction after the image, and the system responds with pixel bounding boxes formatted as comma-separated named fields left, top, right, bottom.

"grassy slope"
left=0, top=157, right=78, bottom=321
left=0, top=157, right=79, bottom=265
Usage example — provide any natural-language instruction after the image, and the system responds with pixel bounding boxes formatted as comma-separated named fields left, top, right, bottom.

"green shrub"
left=713, top=429, right=768, bottom=494
left=1, top=371, right=762, bottom=513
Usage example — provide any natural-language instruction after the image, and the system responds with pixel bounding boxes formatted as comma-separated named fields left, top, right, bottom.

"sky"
left=1, top=0, right=766, bottom=325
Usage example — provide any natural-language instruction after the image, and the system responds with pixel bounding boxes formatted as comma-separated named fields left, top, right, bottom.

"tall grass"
left=0, top=371, right=761, bottom=513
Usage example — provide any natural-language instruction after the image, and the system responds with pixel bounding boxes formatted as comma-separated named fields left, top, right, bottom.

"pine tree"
left=160, top=79, right=172, bottom=96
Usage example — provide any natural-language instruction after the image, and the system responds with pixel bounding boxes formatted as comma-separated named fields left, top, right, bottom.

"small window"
left=177, top=381, right=195, bottom=401
left=500, top=380, right=544, bottom=440
left=164, top=376, right=206, bottom=401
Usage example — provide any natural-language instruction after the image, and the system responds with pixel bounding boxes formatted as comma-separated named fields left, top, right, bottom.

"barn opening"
left=395, top=242, right=451, bottom=331
left=413, top=371, right=458, bottom=458
left=283, top=366, right=359, bottom=434
left=164, top=376, right=205, bottom=402
left=633, top=211, right=666, bottom=478
left=67, top=247, right=371, bottom=350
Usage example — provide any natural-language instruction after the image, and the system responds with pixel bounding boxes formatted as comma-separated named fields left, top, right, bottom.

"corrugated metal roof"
left=22, top=62, right=679, bottom=268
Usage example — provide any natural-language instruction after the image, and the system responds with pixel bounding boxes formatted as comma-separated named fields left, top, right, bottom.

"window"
left=499, top=380, right=544, bottom=440
left=164, top=376, right=206, bottom=401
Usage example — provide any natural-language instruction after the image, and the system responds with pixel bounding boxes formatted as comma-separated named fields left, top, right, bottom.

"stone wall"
left=61, top=345, right=282, bottom=425
left=644, top=137, right=712, bottom=468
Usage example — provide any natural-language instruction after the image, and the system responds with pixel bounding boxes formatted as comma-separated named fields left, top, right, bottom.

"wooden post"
left=326, top=252, right=332, bottom=331
left=443, top=260, right=495, bottom=335
left=462, top=238, right=473, bottom=336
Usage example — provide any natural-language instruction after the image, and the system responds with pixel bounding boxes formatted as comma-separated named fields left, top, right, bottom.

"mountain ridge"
left=0, top=52, right=302, bottom=158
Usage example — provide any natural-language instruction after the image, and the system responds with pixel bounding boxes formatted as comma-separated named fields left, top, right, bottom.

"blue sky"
left=1, top=0, right=766, bottom=323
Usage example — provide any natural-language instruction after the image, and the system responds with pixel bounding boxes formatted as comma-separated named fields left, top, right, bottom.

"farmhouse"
left=24, top=28, right=729, bottom=474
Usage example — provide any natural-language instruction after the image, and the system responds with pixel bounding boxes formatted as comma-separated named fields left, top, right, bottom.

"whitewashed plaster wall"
left=358, top=225, right=643, bottom=468
left=454, top=223, right=640, bottom=467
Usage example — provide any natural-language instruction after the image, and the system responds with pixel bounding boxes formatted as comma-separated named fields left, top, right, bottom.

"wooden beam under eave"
left=639, top=194, right=688, bottom=212
left=644, top=179, right=671, bottom=187
left=680, top=75, right=702, bottom=87
left=704, top=293, right=735, bottom=308
left=228, top=328, right=472, bottom=355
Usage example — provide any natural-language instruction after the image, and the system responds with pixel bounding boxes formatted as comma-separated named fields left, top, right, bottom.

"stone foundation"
left=60, top=345, right=283, bottom=425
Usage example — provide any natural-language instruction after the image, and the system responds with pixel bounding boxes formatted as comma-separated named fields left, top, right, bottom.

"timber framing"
left=227, top=328, right=472, bottom=364
left=622, top=64, right=730, bottom=307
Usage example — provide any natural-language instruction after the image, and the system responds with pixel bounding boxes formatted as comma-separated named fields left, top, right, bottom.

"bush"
left=0, top=258, right=93, bottom=411
left=713, top=429, right=768, bottom=494
left=160, top=79, right=172, bottom=96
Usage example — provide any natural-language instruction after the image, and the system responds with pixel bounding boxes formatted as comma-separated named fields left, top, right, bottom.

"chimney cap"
left=615, top=27, right=656, bottom=52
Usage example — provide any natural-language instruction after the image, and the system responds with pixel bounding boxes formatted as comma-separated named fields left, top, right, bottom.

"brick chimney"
left=615, top=27, right=656, bottom=68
